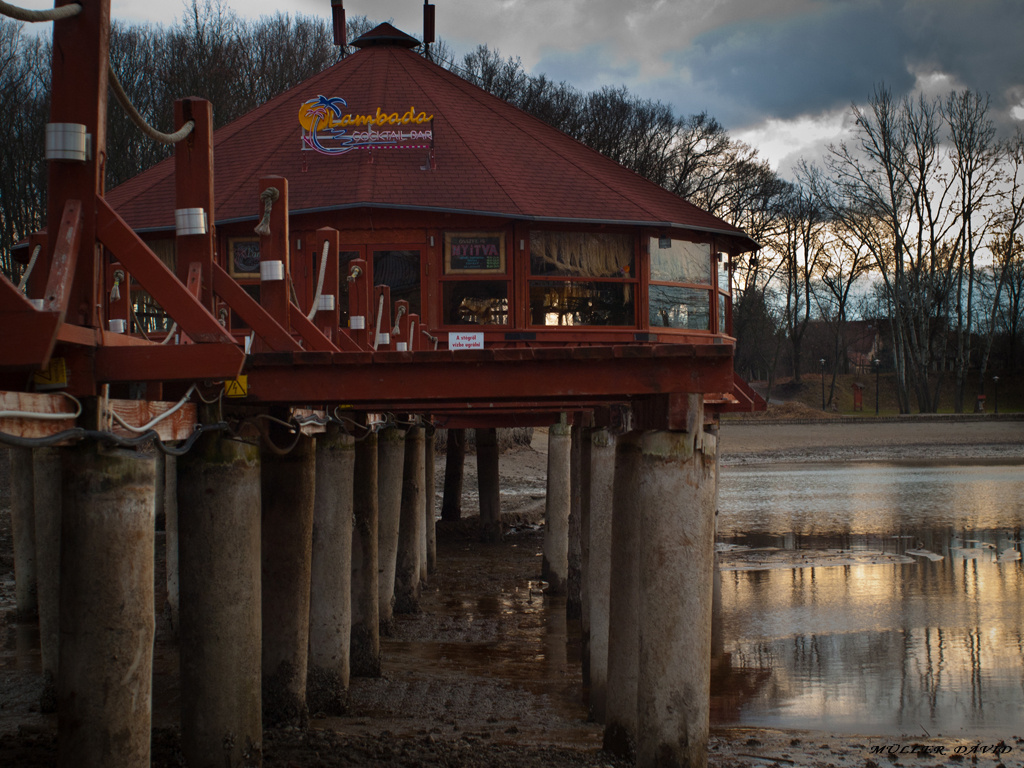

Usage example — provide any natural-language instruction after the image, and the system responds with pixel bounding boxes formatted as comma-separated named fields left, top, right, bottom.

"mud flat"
left=2, top=421, right=1024, bottom=767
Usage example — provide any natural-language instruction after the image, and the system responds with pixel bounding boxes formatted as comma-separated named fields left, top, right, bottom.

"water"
left=713, top=463, right=1024, bottom=736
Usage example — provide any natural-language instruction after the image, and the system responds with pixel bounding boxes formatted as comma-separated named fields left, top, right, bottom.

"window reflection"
left=443, top=281, right=509, bottom=325
left=649, top=285, right=711, bottom=330
left=650, top=239, right=711, bottom=284
left=529, top=281, right=633, bottom=326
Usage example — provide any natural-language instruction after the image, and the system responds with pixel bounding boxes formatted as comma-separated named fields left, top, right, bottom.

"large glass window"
left=529, top=231, right=635, bottom=326
left=648, top=237, right=713, bottom=331
left=717, top=251, right=732, bottom=335
left=373, top=249, right=421, bottom=316
left=443, top=281, right=509, bottom=325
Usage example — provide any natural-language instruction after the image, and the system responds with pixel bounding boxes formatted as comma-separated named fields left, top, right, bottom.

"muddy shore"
left=1, top=419, right=1023, bottom=767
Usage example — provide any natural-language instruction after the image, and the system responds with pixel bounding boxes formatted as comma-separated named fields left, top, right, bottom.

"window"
left=717, top=252, right=732, bottom=335
left=648, top=238, right=713, bottom=331
left=440, top=232, right=509, bottom=327
left=373, top=249, right=421, bottom=316
left=529, top=231, right=635, bottom=326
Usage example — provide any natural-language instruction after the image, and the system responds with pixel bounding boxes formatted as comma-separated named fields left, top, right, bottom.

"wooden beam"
left=0, top=276, right=62, bottom=370
left=95, top=197, right=235, bottom=344
left=210, top=263, right=301, bottom=351
left=0, top=390, right=78, bottom=439
left=95, top=343, right=245, bottom=383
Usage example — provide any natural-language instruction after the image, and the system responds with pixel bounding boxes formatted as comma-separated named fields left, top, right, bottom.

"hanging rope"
left=108, top=66, right=194, bottom=145
left=17, top=244, right=40, bottom=292
left=254, top=187, right=280, bottom=236
left=0, top=1, right=80, bottom=22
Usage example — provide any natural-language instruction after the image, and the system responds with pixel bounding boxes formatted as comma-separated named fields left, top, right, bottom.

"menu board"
left=444, top=232, right=506, bottom=274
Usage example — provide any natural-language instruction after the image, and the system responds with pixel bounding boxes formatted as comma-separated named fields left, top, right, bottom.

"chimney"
left=332, top=0, right=346, bottom=48
left=423, top=1, right=435, bottom=44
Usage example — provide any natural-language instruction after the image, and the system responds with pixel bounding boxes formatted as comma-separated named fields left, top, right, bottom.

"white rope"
left=0, top=1, right=80, bottom=23
left=160, top=321, right=178, bottom=345
left=422, top=328, right=438, bottom=350
left=17, top=244, right=40, bottom=292
left=373, top=293, right=386, bottom=350
left=306, top=239, right=331, bottom=321
left=254, top=187, right=279, bottom=236
left=108, top=65, right=194, bottom=145
left=109, top=384, right=196, bottom=433
left=0, top=393, right=81, bottom=420
left=392, top=304, right=407, bottom=334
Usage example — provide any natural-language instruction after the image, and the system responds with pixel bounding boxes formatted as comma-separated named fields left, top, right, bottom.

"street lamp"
left=993, top=376, right=1000, bottom=415
left=820, top=358, right=826, bottom=411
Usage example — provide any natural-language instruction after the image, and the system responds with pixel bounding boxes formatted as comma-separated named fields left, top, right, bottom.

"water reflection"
left=713, top=463, right=1024, bottom=736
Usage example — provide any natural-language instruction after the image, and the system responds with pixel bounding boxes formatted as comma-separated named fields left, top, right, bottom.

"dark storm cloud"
left=535, top=0, right=1024, bottom=132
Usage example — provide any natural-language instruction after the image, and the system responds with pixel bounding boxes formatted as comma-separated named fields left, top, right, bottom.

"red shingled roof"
left=107, top=26, right=755, bottom=250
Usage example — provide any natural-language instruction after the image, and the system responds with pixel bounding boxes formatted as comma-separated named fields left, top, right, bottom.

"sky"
left=20, top=0, right=1024, bottom=177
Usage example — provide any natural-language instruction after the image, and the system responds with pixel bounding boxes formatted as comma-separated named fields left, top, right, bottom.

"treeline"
left=2, top=2, right=1022, bottom=413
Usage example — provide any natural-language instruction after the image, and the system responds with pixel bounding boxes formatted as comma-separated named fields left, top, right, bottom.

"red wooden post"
left=257, top=176, right=290, bottom=335
left=313, top=227, right=340, bottom=342
left=46, top=0, right=110, bottom=328
left=346, top=258, right=369, bottom=348
left=174, top=98, right=215, bottom=310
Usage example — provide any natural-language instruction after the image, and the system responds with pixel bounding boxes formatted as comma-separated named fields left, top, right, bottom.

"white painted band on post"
left=317, top=294, right=336, bottom=312
left=260, top=260, right=285, bottom=282
left=376, top=332, right=390, bottom=345
left=174, top=208, right=208, bottom=236
left=396, top=342, right=408, bottom=351
left=45, top=123, right=88, bottom=161
left=349, top=315, right=366, bottom=330
left=30, top=299, right=45, bottom=310
left=108, top=319, right=127, bottom=333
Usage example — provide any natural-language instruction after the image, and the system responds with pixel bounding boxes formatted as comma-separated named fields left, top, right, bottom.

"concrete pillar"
left=588, top=429, right=615, bottom=723
left=58, top=444, right=156, bottom=768
left=579, top=425, right=593, bottom=687
left=441, top=428, right=465, bottom=521
left=567, top=421, right=583, bottom=619
left=636, top=423, right=717, bottom=768
left=10, top=447, right=37, bottom=619
left=394, top=426, right=425, bottom=613
left=476, top=427, right=502, bottom=542
left=350, top=430, right=381, bottom=677
left=33, top=447, right=61, bottom=713
left=542, top=422, right=571, bottom=594
left=425, top=432, right=437, bottom=573
left=603, top=431, right=642, bottom=759
left=308, top=428, right=355, bottom=715
left=163, top=453, right=179, bottom=636
left=177, top=433, right=262, bottom=767
left=376, top=426, right=404, bottom=632
left=417, top=437, right=429, bottom=586
left=261, top=436, right=316, bottom=727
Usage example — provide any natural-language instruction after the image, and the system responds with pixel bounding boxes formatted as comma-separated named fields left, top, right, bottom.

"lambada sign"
left=299, top=95, right=434, bottom=155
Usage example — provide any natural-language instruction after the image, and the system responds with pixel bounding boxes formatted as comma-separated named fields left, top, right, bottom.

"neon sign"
left=299, top=95, right=434, bottom=155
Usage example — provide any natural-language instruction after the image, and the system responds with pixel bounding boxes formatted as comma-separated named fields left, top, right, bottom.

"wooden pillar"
left=350, top=427, right=381, bottom=677
left=425, top=430, right=437, bottom=573
left=261, top=435, right=315, bottom=727
left=10, top=447, right=37, bottom=619
left=376, top=426, right=405, bottom=631
left=33, top=447, right=62, bottom=713
left=636, top=415, right=716, bottom=768
left=308, top=427, right=355, bottom=715
left=58, top=443, right=155, bottom=768
left=178, top=432, right=262, bottom=767
left=394, top=426, right=425, bottom=614
left=603, top=431, right=642, bottom=759
left=542, top=422, right=571, bottom=593
left=441, top=428, right=465, bottom=521
left=476, top=427, right=502, bottom=543
left=587, top=428, right=615, bottom=723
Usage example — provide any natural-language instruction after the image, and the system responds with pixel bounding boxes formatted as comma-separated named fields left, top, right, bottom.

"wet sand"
left=2, top=419, right=1023, bottom=766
